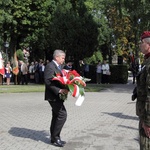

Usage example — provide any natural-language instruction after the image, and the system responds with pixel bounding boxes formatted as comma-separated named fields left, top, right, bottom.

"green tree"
left=95, top=0, right=150, bottom=63
left=47, top=0, right=99, bottom=64
left=85, top=0, right=112, bottom=62
left=123, top=0, right=150, bottom=57
left=0, top=0, right=55, bottom=61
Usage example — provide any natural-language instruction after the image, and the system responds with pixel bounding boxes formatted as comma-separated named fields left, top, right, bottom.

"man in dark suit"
left=44, top=50, right=68, bottom=147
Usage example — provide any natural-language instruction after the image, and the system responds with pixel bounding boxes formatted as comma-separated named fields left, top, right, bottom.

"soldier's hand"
left=142, top=122, right=150, bottom=138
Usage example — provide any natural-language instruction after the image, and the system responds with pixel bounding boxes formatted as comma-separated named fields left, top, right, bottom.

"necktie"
left=58, top=65, right=64, bottom=76
left=58, top=65, right=61, bottom=70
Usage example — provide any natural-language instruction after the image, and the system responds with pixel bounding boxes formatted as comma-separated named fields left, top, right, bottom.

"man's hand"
left=59, top=89, right=68, bottom=95
left=142, top=122, right=150, bottom=138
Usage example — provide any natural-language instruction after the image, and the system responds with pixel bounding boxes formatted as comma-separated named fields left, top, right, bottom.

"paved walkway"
left=0, top=77, right=139, bottom=150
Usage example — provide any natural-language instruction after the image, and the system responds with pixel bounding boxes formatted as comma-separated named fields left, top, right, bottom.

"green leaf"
left=68, top=84, right=74, bottom=94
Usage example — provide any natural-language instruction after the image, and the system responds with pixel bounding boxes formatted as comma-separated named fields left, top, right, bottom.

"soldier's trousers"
left=139, top=120, right=150, bottom=150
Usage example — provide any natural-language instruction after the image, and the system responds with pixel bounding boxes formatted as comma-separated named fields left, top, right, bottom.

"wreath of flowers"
left=52, top=69, right=90, bottom=106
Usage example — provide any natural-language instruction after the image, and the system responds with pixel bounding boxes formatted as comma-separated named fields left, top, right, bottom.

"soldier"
left=136, top=31, right=150, bottom=150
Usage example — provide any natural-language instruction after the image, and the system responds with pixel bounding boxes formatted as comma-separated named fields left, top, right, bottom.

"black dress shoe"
left=51, top=139, right=64, bottom=147
left=60, top=140, right=66, bottom=145
left=51, top=138, right=66, bottom=145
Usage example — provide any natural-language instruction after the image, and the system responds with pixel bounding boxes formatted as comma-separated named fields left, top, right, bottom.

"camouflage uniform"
left=136, top=56, right=150, bottom=150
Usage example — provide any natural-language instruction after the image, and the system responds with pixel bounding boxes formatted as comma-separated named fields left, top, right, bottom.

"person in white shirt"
left=29, top=62, right=35, bottom=74
left=102, top=60, right=110, bottom=84
left=28, top=62, right=35, bottom=82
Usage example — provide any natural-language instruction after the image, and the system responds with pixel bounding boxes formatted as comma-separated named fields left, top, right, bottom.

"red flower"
left=52, top=69, right=87, bottom=100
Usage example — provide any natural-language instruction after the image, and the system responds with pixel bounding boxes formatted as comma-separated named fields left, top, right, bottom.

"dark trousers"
left=48, top=101, right=67, bottom=141
left=39, top=71, right=44, bottom=84
left=132, top=71, right=136, bottom=84
left=14, top=75, right=21, bottom=85
left=21, top=74, right=28, bottom=85
left=96, top=73, right=102, bottom=84
left=102, top=74, right=109, bottom=84
left=35, top=72, right=39, bottom=84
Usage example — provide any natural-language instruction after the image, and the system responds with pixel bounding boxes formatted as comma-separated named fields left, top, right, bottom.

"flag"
left=0, top=52, right=5, bottom=76
left=12, top=51, right=19, bottom=75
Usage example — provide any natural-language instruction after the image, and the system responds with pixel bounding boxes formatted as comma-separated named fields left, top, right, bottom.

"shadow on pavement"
left=102, top=112, right=138, bottom=121
left=103, top=83, right=136, bottom=93
left=118, top=125, right=138, bottom=131
left=8, top=127, right=50, bottom=144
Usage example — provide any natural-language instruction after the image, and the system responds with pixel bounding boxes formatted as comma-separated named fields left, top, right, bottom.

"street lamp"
left=4, top=42, right=9, bottom=63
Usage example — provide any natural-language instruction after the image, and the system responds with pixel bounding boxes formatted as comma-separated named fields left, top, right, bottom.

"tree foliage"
left=0, top=0, right=149, bottom=64
left=0, top=0, right=55, bottom=61
left=47, top=0, right=99, bottom=62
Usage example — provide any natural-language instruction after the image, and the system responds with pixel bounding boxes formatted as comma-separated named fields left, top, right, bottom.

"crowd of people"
left=64, top=59, right=111, bottom=84
left=1, top=59, right=48, bottom=85
left=1, top=58, right=111, bottom=85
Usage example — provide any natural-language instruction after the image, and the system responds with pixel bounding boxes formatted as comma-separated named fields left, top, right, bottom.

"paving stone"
left=0, top=78, right=139, bottom=150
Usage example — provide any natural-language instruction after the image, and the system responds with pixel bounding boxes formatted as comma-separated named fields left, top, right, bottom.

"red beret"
left=141, top=31, right=150, bottom=40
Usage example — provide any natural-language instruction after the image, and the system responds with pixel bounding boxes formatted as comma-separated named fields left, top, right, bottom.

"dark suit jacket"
left=44, top=61, right=64, bottom=102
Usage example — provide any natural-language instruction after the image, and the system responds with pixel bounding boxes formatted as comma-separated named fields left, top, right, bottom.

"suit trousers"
left=48, top=101, right=67, bottom=141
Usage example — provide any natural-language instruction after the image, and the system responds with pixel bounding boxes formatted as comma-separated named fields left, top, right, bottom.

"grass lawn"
left=0, top=83, right=111, bottom=93
left=85, top=83, right=110, bottom=92
left=0, top=84, right=45, bottom=93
